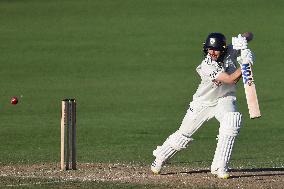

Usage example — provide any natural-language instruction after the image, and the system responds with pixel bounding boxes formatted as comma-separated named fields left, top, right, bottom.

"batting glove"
left=232, top=34, right=248, bottom=50
left=237, top=49, right=255, bottom=65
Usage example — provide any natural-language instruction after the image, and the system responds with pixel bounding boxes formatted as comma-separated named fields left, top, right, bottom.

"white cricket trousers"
left=178, top=96, right=237, bottom=137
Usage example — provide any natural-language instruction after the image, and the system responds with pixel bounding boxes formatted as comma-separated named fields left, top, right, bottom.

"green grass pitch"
left=0, top=0, right=283, bottom=188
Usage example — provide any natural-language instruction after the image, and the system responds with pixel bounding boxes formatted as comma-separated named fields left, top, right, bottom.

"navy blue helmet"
left=203, top=33, right=227, bottom=55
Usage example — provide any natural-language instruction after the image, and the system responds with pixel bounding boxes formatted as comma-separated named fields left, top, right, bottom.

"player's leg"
left=151, top=102, right=214, bottom=174
left=151, top=130, right=193, bottom=174
left=211, top=97, right=242, bottom=179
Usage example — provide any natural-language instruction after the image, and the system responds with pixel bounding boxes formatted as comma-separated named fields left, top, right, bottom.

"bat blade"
left=244, top=84, right=261, bottom=119
left=241, top=62, right=261, bottom=119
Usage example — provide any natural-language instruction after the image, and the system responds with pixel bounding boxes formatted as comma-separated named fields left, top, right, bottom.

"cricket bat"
left=241, top=62, right=261, bottom=119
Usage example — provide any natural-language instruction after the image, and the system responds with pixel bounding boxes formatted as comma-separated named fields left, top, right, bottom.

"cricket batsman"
left=151, top=32, right=255, bottom=179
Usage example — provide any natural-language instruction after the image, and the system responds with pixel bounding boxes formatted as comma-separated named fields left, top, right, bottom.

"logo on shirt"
left=213, top=80, right=222, bottom=87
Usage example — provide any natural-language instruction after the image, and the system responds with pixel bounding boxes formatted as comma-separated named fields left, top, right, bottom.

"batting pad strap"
left=153, top=132, right=193, bottom=162
left=219, top=112, right=242, bottom=137
left=168, top=132, right=193, bottom=151
left=153, top=145, right=176, bottom=162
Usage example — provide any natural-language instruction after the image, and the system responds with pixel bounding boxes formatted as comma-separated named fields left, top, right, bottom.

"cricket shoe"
left=211, top=168, right=230, bottom=179
left=151, top=159, right=164, bottom=175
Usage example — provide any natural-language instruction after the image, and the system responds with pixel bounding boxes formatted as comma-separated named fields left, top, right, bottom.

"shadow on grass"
left=160, top=169, right=210, bottom=175
left=230, top=167, right=284, bottom=178
left=161, top=167, right=284, bottom=178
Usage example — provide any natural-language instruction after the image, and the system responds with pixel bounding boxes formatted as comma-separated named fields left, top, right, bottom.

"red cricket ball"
left=11, top=97, right=18, bottom=105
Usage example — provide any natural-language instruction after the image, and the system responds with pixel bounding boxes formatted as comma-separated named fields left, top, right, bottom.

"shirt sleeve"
left=201, top=57, right=224, bottom=80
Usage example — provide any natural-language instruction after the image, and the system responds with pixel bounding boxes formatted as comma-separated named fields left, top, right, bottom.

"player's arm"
left=214, top=32, right=253, bottom=85
left=215, top=68, right=242, bottom=84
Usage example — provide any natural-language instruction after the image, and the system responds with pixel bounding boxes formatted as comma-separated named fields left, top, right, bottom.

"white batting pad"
left=153, top=131, right=193, bottom=162
left=168, top=131, right=193, bottom=151
left=219, top=112, right=242, bottom=137
left=211, top=135, right=235, bottom=171
left=211, top=112, right=242, bottom=171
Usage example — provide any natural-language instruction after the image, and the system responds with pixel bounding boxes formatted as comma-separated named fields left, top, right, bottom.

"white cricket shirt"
left=192, top=46, right=239, bottom=106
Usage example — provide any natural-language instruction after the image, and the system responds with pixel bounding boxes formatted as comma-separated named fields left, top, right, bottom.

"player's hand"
left=232, top=34, right=248, bottom=50
left=237, top=49, right=255, bottom=65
